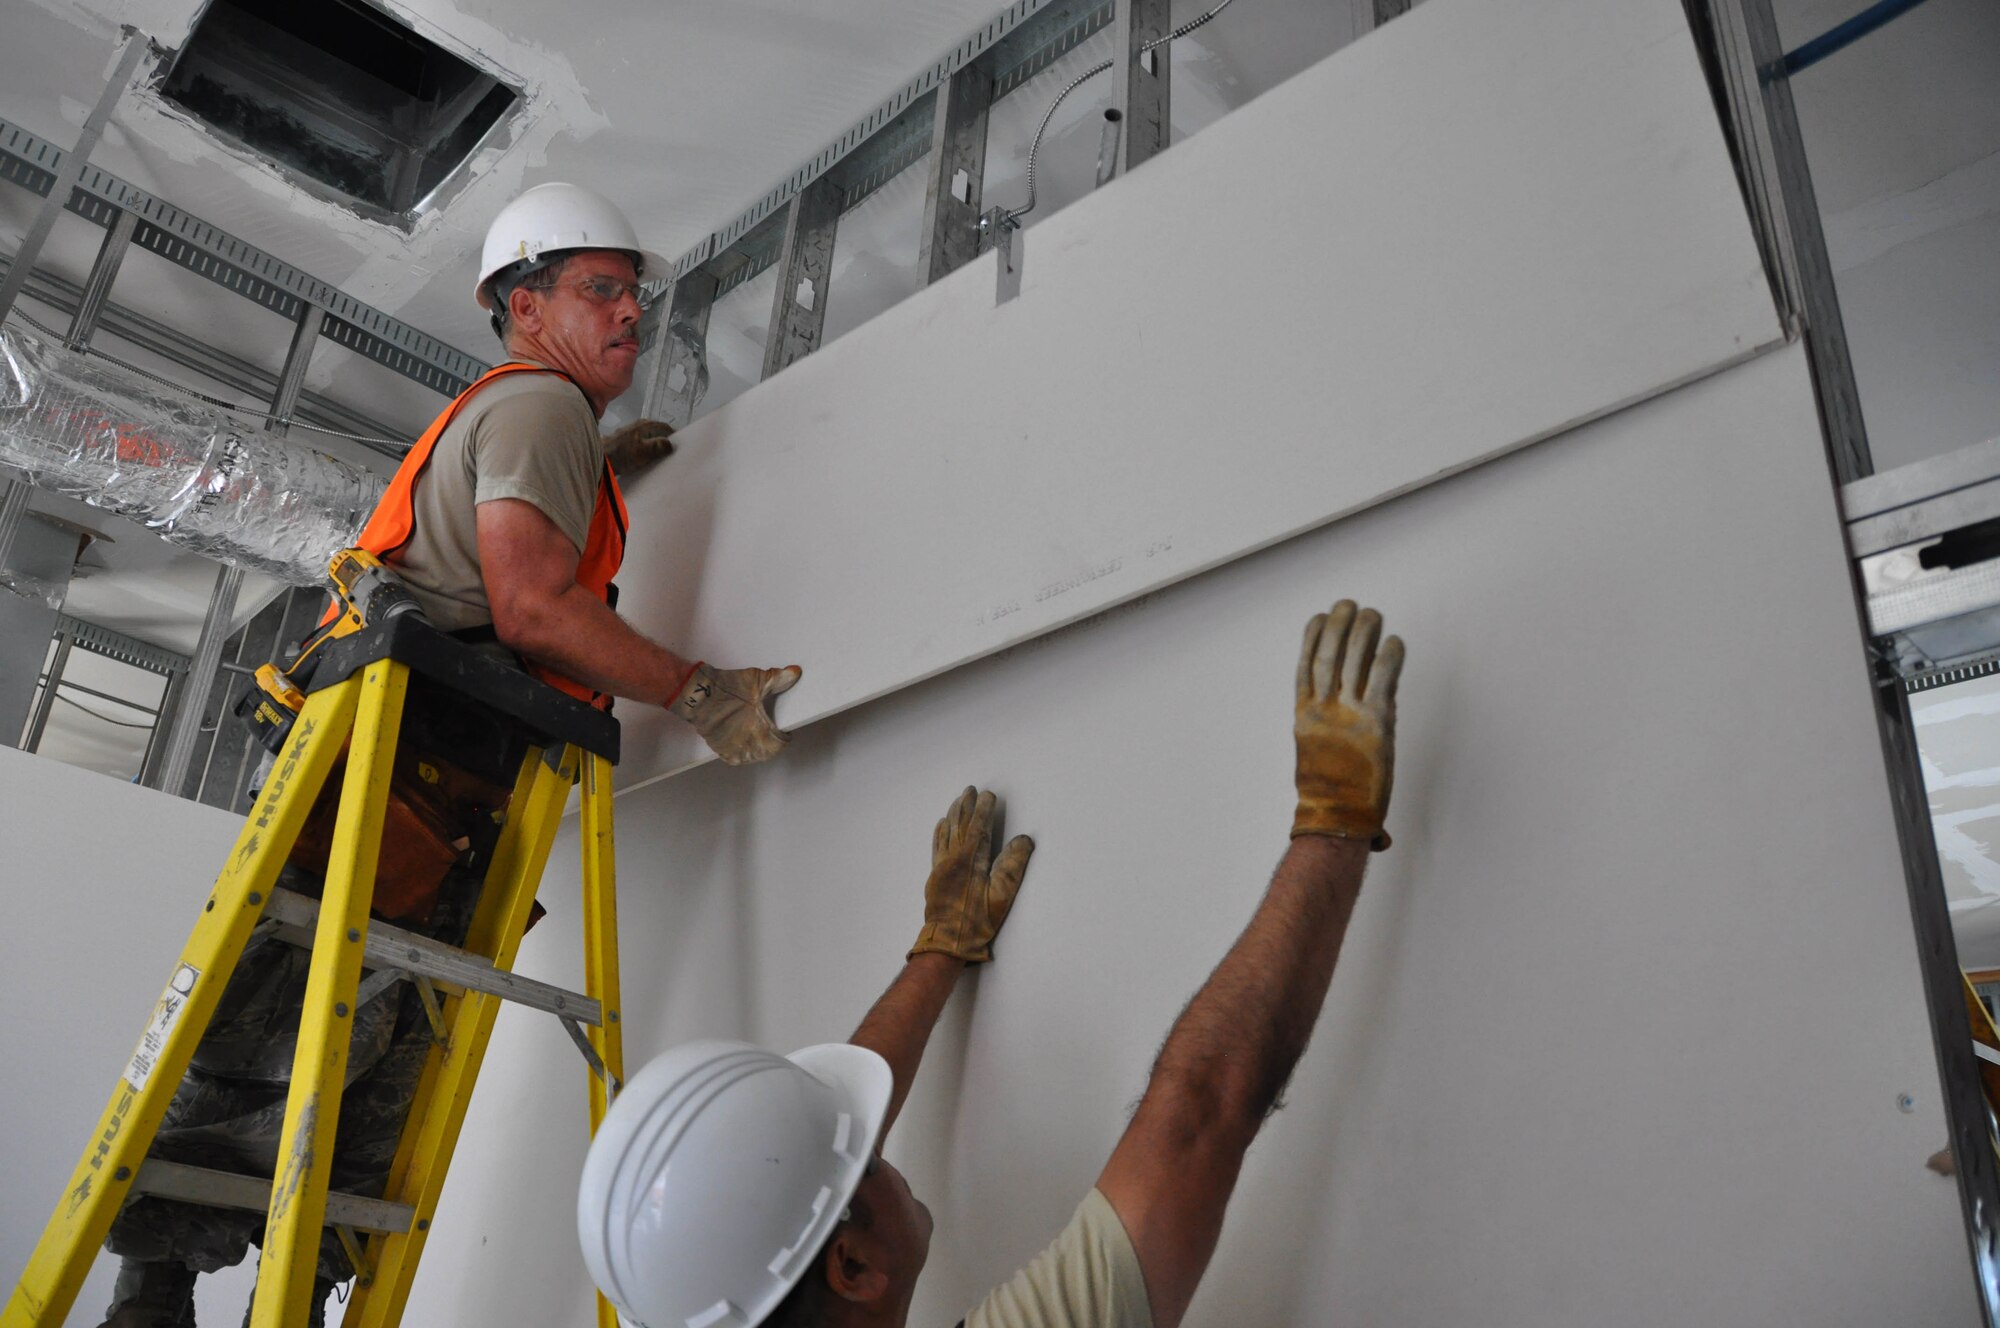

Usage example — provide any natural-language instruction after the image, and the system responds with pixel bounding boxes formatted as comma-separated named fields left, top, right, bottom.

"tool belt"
left=282, top=660, right=529, bottom=929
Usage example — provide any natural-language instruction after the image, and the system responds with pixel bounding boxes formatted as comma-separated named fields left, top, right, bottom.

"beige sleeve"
left=467, top=386, right=601, bottom=552
left=961, top=1190, right=1154, bottom=1328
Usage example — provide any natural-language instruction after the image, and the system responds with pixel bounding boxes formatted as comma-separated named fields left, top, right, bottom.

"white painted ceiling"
left=0, top=0, right=1354, bottom=443
left=5, top=0, right=1044, bottom=437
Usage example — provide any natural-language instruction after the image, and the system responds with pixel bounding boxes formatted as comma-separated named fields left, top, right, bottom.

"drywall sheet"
left=0, top=748, right=259, bottom=1324
left=404, top=344, right=1977, bottom=1326
left=609, top=0, right=1784, bottom=787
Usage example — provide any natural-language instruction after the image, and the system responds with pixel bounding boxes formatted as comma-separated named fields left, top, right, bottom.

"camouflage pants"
left=104, top=861, right=483, bottom=1282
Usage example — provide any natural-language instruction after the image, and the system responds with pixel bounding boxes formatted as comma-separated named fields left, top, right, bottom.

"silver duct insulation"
left=0, top=324, right=387, bottom=586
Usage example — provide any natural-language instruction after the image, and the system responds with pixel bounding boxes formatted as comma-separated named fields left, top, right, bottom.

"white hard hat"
left=577, top=1040, right=894, bottom=1328
left=475, top=181, right=670, bottom=309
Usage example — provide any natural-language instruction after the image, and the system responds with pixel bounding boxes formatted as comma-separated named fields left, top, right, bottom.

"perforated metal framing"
left=668, top=0, right=1118, bottom=294
left=54, top=613, right=190, bottom=676
left=1906, top=654, right=2000, bottom=695
left=0, top=115, right=489, bottom=398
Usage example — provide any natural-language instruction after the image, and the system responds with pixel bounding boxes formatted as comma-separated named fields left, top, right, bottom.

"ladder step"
left=264, top=887, right=602, bottom=1025
left=134, top=1160, right=413, bottom=1234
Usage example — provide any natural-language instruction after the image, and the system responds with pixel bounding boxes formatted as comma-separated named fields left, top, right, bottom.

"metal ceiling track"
left=0, top=111, right=489, bottom=400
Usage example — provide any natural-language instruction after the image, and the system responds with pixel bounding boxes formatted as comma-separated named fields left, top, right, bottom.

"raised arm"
left=850, top=787, right=1034, bottom=1137
left=475, top=496, right=798, bottom=764
left=1096, top=599, right=1403, bottom=1328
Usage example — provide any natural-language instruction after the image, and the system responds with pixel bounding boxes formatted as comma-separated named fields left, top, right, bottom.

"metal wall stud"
left=1113, top=0, right=1171, bottom=175
left=64, top=206, right=137, bottom=350
left=761, top=177, right=844, bottom=380
left=921, top=59, right=997, bottom=283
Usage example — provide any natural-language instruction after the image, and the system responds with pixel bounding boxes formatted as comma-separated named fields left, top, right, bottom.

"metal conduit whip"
left=1095, top=109, right=1125, bottom=188
left=1006, top=0, right=1242, bottom=225
left=154, top=562, right=244, bottom=797
left=0, top=29, right=152, bottom=327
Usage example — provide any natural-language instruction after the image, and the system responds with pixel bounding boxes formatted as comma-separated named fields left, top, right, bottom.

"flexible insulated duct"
left=0, top=324, right=386, bottom=586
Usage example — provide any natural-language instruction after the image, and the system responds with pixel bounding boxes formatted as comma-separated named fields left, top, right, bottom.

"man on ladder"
left=94, top=182, right=800, bottom=1328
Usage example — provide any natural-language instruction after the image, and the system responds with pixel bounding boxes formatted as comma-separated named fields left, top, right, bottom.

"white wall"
left=4, top=350, right=1975, bottom=1325
left=401, top=345, right=1978, bottom=1328
left=0, top=746, right=260, bottom=1325
left=607, top=0, right=1781, bottom=785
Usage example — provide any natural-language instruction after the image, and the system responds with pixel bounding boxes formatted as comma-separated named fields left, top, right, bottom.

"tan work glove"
left=602, top=419, right=676, bottom=473
left=910, top=786, right=1034, bottom=963
left=1293, top=599, right=1404, bottom=849
left=669, top=662, right=801, bottom=765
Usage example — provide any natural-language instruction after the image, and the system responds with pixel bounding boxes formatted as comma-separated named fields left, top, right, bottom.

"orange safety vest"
left=336, top=361, right=629, bottom=709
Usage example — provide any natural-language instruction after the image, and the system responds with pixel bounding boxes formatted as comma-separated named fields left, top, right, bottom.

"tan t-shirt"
left=961, top=1190, right=1154, bottom=1328
left=390, top=364, right=603, bottom=633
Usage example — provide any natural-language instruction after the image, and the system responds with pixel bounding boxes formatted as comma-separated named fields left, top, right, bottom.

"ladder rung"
left=133, top=1160, right=414, bottom=1234
left=264, top=887, right=601, bottom=1025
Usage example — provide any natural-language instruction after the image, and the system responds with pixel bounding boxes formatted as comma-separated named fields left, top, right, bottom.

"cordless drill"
left=235, top=547, right=426, bottom=753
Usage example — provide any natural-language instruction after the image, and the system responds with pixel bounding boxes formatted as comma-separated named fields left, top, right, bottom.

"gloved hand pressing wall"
left=1293, top=598, right=1404, bottom=850
left=910, top=786, right=1035, bottom=963
left=601, top=418, right=676, bottom=473
left=670, top=663, right=802, bottom=765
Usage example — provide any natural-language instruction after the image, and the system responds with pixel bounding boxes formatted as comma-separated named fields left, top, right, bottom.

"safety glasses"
left=565, top=275, right=654, bottom=311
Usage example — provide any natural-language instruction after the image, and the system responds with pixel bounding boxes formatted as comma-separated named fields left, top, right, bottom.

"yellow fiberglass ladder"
left=5, top=609, right=627, bottom=1328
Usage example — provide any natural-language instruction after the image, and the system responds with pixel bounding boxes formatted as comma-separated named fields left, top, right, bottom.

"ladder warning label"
left=124, top=964, right=200, bottom=1094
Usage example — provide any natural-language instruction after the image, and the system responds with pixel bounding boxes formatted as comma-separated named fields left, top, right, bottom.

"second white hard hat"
left=475, top=181, right=669, bottom=310
left=577, top=1039, right=894, bottom=1328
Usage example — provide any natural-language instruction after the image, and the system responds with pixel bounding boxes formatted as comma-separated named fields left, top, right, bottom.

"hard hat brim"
left=776, top=1044, right=895, bottom=1290
left=787, top=1043, right=895, bottom=1152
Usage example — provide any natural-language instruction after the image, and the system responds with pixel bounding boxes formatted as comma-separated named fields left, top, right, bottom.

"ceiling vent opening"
left=160, top=0, right=520, bottom=222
